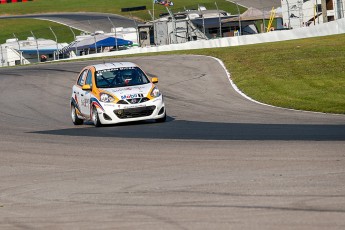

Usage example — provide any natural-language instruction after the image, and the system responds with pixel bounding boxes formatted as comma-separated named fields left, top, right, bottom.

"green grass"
left=0, top=18, right=81, bottom=44
left=181, top=34, right=345, bottom=114
left=0, top=0, right=244, bottom=21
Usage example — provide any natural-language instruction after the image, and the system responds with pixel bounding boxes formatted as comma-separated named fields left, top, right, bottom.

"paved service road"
left=0, top=13, right=139, bottom=33
left=227, top=0, right=281, bottom=9
left=0, top=55, right=345, bottom=229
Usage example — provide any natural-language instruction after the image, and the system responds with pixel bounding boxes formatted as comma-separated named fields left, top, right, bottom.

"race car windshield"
left=95, top=67, right=150, bottom=88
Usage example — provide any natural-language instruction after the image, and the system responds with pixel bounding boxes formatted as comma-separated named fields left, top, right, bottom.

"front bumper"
left=96, top=96, right=165, bottom=125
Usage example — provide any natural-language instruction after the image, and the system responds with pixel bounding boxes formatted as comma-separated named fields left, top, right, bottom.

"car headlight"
left=100, top=93, right=115, bottom=103
left=150, top=86, right=161, bottom=98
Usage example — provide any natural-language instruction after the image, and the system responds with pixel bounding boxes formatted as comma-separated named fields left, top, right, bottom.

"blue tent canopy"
left=66, top=35, right=134, bottom=51
left=88, top=37, right=133, bottom=49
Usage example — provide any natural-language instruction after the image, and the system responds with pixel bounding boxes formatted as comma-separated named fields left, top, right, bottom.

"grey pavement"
left=227, top=0, right=282, bottom=9
left=0, top=55, right=344, bottom=229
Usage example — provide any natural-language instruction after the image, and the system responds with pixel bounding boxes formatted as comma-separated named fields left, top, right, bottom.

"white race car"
left=71, top=62, right=166, bottom=127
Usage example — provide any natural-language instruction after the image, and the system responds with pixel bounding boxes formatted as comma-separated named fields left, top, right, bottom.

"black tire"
left=92, top=107, right=102, bottom=127
left=155, top=112, right=166, bottom=123
left=71, top=104, right=83, bottom=125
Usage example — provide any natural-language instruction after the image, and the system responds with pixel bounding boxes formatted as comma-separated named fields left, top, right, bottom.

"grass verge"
left=0, top=18, right=81, bottom=44
left=183, top=34, right=345, bottom=114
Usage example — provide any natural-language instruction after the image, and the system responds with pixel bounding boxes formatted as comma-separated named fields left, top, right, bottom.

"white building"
left=0, top=37, right=69, bottom=67
left=110, top=27, right=139, bottom=46
left=281, top=0, right=345, bottom=29
left=138, top=7, right=254, bottom=47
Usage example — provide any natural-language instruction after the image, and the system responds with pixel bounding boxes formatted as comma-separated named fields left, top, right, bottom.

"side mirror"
left=151, top=77, right=159, bottom=84
left=82, top=84, right=91, bottom=91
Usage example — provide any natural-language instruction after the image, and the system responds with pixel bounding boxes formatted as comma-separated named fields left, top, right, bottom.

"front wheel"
left=155, top=112, right=166, bottom=123
left=92, top=107, right=102, bottom=127
left=71, top=104, right=83, bottom=125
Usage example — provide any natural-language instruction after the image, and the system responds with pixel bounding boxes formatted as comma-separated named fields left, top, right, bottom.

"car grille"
left=114, top=106, right=156, bottom=119
left=117, top=97, right=150, bottom=105
left=117, top=100, right=128, bottom=104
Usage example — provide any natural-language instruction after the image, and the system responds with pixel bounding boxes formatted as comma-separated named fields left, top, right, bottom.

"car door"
left=74, top=69, right=88, bottom=116
left=80, top=69, right=93, bottom=116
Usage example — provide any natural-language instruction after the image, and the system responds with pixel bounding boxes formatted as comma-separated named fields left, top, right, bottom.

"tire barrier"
left=0, top=0, right=33, bottom=4
left=121, top=6, right=146, bottom=12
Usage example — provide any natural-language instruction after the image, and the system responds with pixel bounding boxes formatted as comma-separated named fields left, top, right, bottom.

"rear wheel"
left=92, top=107, right=102, bottom=127
left=71, top=104, right=83, bottom=125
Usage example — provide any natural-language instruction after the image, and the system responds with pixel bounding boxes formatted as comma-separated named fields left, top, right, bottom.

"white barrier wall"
left=70, top=18, right=345, bottom=60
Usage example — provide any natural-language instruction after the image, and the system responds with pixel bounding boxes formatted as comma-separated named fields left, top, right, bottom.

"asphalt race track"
left=0, top=55, right=345, bottom=229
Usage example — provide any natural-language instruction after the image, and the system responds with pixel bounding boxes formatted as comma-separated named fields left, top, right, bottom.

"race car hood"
left=103, top=83, right=153, bottom=100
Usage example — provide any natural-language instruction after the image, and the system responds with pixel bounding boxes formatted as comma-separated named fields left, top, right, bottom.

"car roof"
left=92, top=62, right=137, bottom=71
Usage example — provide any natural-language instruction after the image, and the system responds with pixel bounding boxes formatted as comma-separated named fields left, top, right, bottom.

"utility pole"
left=321, top=0, right=328, bottom=22
left=153, top=0, right=155, bottom=21
left=215, top=2, right=222, bottom=38
left=286, top=0, right=291, bottom=28
left=30, top=31, right=40, bottom=63
left=262, top=9, right=266, bottom=32
left=166, top=6, right=176, bottom=44
left=235, top=2, right=241, bottom=35
left=148, top=10, right=154, bottom=21
left=198, top=4, right=206, bottom=37
left=69, top=26, right=78, bottom=55
left=130, top=12, right=139, bottom=46
left=108, top=17, right=118, bottom=51
left=49, top=27, right=59, bottom=60
left=13, top=33, right=22, bottom=65
left=258, top=0, right=266, bottom=32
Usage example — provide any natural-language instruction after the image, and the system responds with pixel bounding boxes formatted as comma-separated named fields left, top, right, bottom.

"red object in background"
left=0, top=0, right=32, bottom=3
